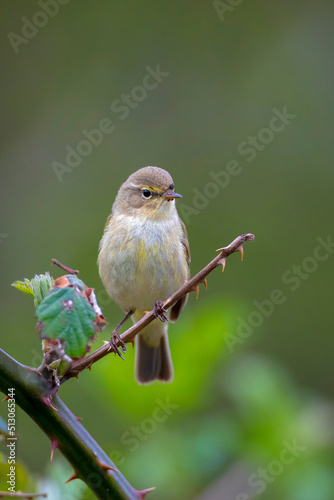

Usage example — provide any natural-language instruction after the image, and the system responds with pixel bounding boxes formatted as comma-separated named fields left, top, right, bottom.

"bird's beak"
left=162, top=190, right=182, bottom=201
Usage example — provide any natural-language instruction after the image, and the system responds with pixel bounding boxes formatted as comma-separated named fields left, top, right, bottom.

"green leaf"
left=11, top=278, right=34, bottom=296
left=36, top=277, right=97, bottom=358
left=12, top=272, right=55, bottom=307
left=31, top=272, right=55, bottom=307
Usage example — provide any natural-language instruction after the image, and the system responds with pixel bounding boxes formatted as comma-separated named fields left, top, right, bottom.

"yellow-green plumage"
left=98, top=166, right=190, bottom=383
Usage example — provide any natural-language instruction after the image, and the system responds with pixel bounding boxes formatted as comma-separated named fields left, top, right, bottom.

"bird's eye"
left=142, top=189, right=152, bottom=199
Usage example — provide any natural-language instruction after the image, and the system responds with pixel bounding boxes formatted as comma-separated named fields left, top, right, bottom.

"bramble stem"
left=64, top=233, right=254, bottom=381
left=51, top=258, right=79, bottom=275
left=0, top=349, right=144, bottom=500
left=0, top=233, right=254, bottom=499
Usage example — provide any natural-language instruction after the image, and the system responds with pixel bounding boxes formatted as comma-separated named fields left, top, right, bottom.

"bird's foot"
left=110, top=332, right=127, bottom=360
left=153, top=300, right=169, bottom=322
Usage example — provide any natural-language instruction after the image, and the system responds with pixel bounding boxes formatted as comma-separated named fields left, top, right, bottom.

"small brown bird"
left=98, top=166, right=190, bottom=383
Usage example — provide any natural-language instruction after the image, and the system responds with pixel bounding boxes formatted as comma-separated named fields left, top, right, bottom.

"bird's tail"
left=134, top=315, right=173, bottom=384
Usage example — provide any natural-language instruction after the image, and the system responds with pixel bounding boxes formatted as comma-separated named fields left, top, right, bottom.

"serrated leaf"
left=31, top=272, right=55, bottom=307
left=12, top=272, right=55, bottom=307
left=36, top=282, right=97, bottom=358
left=11, top=278, right=34, bottom=296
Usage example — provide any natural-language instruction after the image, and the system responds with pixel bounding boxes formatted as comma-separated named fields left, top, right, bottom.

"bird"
left=98, top=166, right=190, bottom=383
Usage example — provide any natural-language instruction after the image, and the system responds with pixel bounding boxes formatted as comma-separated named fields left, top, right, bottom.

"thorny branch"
left=62, top=233, right=255, bottom=383
left=0, top=350, right=149, bottom=500
left=0, top=233, right=254, bottom=500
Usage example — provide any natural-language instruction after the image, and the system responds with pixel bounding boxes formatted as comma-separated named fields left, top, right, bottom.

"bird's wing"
left=170, top=217, right=190, bottom=322
left=104, top=212, right=112, bottom=230
left=180, top=217, right=191, bottom=266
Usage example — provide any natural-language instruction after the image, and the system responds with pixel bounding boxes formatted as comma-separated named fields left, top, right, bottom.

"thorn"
left=50, top=439, right=58, bottom=461
left=75, top=416, right=83, bottom=422
left=2, top=396, right=9, bottom=401
left=65, top=471, right=79, bottom=484
left=137, top=487, right=156, bottom=499
left=42, top=397, right=57, bottom=411
left=217, top=257, right=226, bottom=272
left=190, top=284, right=200, bottom=299
left=96, top=459, right=118, bottom=473
left=237, top=244, right=244, bottom=261
left=201, top=277, right=208, bottom=290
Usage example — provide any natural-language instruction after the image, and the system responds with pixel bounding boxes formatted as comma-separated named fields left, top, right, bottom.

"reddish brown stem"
left=62, top=233, right=254, bottom=382
left=51, top=258, right=79, bottom=276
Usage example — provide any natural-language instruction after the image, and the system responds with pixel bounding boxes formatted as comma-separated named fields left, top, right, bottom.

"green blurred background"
left=1, top=1, right=334, bottom=499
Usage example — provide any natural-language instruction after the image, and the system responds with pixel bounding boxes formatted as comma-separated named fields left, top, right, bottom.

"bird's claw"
left=153, top=300, right=169, bottom=322
left=110, top=332, right=127, bottom=360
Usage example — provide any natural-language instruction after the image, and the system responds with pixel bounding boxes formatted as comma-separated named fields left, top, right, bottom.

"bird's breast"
left=99, top=214, right=189, bottom=312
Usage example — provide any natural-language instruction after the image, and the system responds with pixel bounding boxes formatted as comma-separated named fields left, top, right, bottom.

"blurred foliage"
left=2, top=301, right=333, bottom=499
left=0, top=417, right=9, bottom=439
left=37, top=460, right=87, bottom=500
left=1, top=0, right=334, bottom=499
left=0, top=452, right=37, bottom=493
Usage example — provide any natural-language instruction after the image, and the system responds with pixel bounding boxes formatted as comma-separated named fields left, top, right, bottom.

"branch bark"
left=64, top=233, right=254, bottom=382
left=0, top=233, right=254, bottom=499
left=0, top=350, right=149, bottom=500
